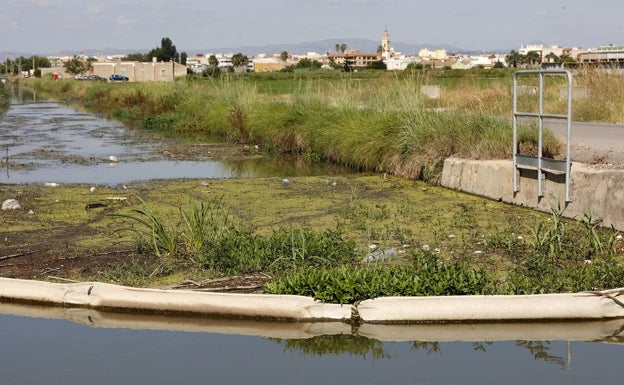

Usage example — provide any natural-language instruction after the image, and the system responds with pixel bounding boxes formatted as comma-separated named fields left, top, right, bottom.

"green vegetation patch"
left=3, top=175, right=623, bottom=299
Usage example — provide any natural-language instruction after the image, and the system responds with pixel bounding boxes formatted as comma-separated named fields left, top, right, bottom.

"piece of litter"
left=363, top=248, right=397, bottom=263
left=106, top=197, right=128, bottom=201
left=2, top=199, right=21, bottom=210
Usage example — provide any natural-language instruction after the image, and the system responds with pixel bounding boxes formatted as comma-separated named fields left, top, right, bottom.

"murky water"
left=0, top=309, right=622, bottom=384
left=0, top=88, right=344, bottom=185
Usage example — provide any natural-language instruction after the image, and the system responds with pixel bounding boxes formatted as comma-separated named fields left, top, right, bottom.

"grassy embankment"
left=0, top=82, right=10, bottom=112
left=29, top=69, right=565, bottom=182
left=11, top=69, right=624, bottom=302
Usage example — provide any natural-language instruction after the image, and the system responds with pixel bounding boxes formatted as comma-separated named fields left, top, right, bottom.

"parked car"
left=87, top=74, right=107, bottom=81
left=74, top=74, right=88, bottom=80
left=109, top=74, right=129, bottom=82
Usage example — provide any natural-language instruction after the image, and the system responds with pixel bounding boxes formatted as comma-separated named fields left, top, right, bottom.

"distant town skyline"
left=2, top=0, right=623, bottom=55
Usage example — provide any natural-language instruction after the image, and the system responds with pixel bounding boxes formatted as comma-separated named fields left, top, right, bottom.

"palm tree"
left=505, top=50, right=521, bottom=68
left=526, top=51, right=542, bottom=67
left=208, top=55, right=218, bottom=67
left=335, top=43, right=340, bottom=53
left=340, top=43, right=347, bottom=53
left=544, top=52, right=560, bottom=64
left=231, top=53, right=249, bottom=73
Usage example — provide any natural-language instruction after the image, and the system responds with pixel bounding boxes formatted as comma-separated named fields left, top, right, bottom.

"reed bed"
left=29, top=73, right=533, bottom=181
left=10, top=72, right=624, bottom=298
left=29, top=68, right=624, bottom=179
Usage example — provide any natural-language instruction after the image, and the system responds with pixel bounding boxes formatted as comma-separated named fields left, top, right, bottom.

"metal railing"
left=513, top=70, right=572, bottom=202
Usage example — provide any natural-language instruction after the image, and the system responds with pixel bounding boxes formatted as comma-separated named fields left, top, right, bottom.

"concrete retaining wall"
left=440, top=158, right=624, bottom=230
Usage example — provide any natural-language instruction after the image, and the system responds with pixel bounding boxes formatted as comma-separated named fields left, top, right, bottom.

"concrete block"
left=420, top=85, right=441, bottom=99
left=440, top=158, right=624, bottom=230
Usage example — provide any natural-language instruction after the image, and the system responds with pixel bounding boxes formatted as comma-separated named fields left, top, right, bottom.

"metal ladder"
left=513, top=70, right=573, bottom=202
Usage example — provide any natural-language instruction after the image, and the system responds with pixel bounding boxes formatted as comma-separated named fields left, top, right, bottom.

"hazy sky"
left=3, top=0, right=623, bottom=55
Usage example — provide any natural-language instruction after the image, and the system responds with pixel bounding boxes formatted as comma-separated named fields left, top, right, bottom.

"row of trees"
left=505, top=50, right=542, bottom=68
left=201, top=52, right=250, bottom=77
left=1, top=56, right=51, bottom=75
left=505, top=50, right=576, bottom=68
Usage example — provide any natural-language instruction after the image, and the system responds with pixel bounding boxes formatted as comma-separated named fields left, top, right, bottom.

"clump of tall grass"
left=390, top=109, right=516, bottom=181
left=198, top=226, right=356, bottom=275
left=112, top=193, right=179, bottom=257
left=25, top=74, right=564, bottom=181
left=574, top=68, right=624, bottom=123
left=111, top=193, right=358, bottom=274
left=0, top=82, right=10, bottom=111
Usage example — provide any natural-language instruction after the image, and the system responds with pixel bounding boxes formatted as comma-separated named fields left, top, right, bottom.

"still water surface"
left=0, top=89, right=343, bottom=184
left=1, top=312, right=623, bottom=385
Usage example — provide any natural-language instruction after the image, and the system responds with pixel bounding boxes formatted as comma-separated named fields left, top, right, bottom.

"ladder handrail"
left=513, top=69, right=572, bottom=202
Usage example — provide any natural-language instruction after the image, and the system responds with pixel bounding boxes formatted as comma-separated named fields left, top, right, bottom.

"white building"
left=385, top=55, right=418, bottom=71
left=418, top=48, right=447, bottom=60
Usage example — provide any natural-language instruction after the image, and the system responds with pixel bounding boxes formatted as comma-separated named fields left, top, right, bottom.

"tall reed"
left=26, top=72, right=566, bottom=180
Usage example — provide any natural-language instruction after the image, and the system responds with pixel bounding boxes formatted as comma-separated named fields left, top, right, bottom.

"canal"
left=0, top=86, right=622, bottom=384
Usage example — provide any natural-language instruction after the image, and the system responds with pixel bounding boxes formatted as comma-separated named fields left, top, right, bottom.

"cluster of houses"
left=185, top=29, right=507, bottom=73
left=40, top=29, right=624, bottom=81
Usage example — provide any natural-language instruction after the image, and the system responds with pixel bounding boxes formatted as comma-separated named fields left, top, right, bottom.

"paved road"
left=543, top=119, right=624, bottom=164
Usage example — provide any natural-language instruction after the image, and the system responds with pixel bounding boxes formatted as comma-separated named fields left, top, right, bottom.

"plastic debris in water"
left=109, top=155, right=118, bottom=162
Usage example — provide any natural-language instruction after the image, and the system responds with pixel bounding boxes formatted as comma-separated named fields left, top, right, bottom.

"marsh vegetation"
left=5, top=68, right=624, bottom=301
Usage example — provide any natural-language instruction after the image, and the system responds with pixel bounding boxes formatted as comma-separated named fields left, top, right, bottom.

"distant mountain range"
left=1, top=38, right=511, bottom=62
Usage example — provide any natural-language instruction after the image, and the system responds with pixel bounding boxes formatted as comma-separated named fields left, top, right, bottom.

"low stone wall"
left=440, top=158, right=624, bottom=230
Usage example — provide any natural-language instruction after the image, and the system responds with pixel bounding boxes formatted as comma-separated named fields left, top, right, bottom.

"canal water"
left=1, top=87, right=623, bottom=383
left=1, top=305, right=623, bottom=385
left=1, top=309, right=623, bottom=385
left=0, top=88, right=344, bottom=184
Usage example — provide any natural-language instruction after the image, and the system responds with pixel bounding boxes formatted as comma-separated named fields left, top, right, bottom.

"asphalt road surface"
left=543, top=119, right=624, bottom=165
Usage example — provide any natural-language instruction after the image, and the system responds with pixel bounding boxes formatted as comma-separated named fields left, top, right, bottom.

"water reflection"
left=0, top=88, right=347, bottom=185
left=271, top=334, right=390, bottom=360
left=273, top=336, right=572, bottom=369
left=0, top=304, right=623, bottom=385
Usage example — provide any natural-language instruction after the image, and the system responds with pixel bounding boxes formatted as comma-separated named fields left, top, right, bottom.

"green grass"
left=25, top=70, right=566, bottom=181
left=12, top=70, right=624, bottom=299
left=0, top=82, right=10, bottom=111
left=104, top=182, right=624, bottom=302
